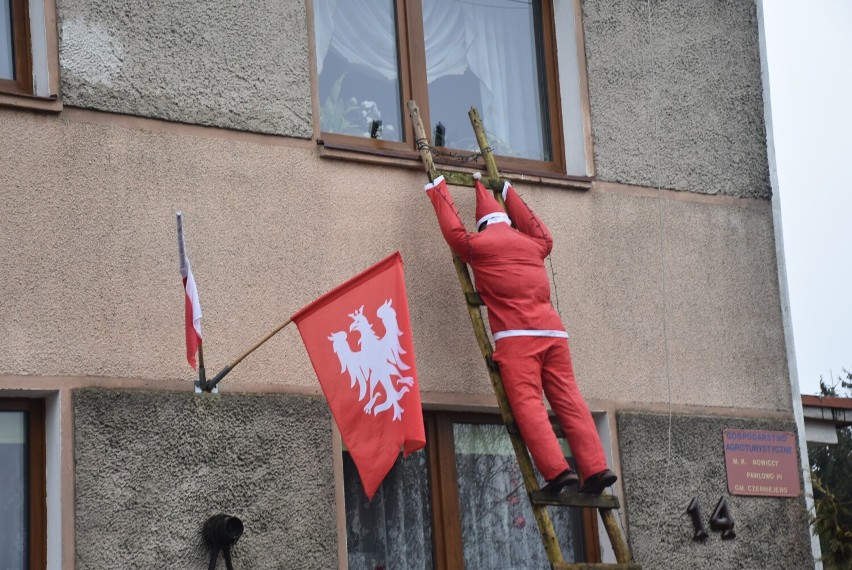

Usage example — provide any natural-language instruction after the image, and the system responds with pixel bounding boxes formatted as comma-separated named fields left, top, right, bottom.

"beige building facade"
left=0, top=0, right=817, bottom=568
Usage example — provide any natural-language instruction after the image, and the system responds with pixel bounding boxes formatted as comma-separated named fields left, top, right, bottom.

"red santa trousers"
left=492, top=335, right=608, bottom=481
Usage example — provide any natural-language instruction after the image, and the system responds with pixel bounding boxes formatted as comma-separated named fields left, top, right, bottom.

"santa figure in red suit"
left=424, top=172, right=617, bottom=495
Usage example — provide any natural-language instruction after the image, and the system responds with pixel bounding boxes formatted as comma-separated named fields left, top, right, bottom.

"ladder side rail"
left=468, top=107, right=502, bottom=186
left=599, top=509, right=631, bottom=565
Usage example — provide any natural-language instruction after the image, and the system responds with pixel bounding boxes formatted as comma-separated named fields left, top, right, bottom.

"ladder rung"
left=465, top=291, right=485, bottom=306
left=438, top=170, right=505, bottom=190
left=551, top=562, right=642, bottom=570
left=529, top=491, right=620, bottom=509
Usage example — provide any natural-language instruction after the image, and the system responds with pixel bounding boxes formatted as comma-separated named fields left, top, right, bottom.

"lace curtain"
left=344, top=451, right=434, bottom=569
left=344, top=422, right=585, bottom=569
left=453, top=423, right=584, bottom=569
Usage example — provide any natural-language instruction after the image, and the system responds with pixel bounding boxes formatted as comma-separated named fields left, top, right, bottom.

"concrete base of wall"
left=73, top=389, right=337, bottom=569
left=617, top=411, right=812, bottom=569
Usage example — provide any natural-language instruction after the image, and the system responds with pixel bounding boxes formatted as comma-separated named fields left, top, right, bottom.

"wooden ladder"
left=408, top=100, right=640, bottom=570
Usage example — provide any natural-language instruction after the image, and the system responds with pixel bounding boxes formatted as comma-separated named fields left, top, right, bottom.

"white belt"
left=493, top=329, right=569, bottom=340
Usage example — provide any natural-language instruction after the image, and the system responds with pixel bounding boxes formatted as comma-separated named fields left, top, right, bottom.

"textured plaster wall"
left=556, top=188, right=790, bottom=411
left=582, top=0, right=770, bottom=198
left=617, top=412, right=812, bottom=568
left=0, top=109, right=789, bottom=412
left=73, top=389, right=336, bottom=569
left=57, top=0, right=312, bottom=137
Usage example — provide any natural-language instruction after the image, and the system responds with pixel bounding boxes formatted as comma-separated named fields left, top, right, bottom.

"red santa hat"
left=474, top=172, right=511, bottom=229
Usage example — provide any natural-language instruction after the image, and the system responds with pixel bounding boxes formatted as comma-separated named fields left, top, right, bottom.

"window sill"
left=317, top=140, right=592, bottom=191
left=0, top=91, right=62, bottom=113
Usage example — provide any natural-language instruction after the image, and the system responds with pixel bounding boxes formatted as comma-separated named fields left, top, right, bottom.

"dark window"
left=314, top=0, right=565, bottom=174
left=0, top=399, right=46, bottom=570
left=344, top=446, right=434, bottom=568
left=0, top=0, right=32, bottom=94
left=343, top=412, right=596, bottom=569
left=1, top=0, right=14, bottom=79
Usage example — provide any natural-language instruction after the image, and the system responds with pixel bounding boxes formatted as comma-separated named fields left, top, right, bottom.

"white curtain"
left=453, top=423, right=584, bottom=568
left=344, top=426, right=584, bottom=569
left=316, top=0, right=542, bottom=154
left=314, top=0, right=399, bottom=81
left=424, top=0, right=542, bottom=154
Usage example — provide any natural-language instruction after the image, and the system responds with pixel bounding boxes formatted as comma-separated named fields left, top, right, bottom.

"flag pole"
left=207, top=318, right=293, bottom=391
left=196, top=343, right=208, bottom=392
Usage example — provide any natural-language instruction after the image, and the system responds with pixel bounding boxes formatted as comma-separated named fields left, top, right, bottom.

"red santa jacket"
left=425, top=176, right=566, bottom=338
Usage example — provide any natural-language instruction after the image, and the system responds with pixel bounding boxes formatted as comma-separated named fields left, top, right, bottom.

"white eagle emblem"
left=327, top=299, right=414, bottom=421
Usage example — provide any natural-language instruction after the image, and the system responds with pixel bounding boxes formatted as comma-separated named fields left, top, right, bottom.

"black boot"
left=541, top=469, right=579, bottom=494
left=580, top=468, right=618, bottom=494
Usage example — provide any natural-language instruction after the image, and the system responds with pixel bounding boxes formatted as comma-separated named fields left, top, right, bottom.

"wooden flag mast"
left=205, top=318, right=293, bottom=391
left=408, top=100, right=638, bottom=570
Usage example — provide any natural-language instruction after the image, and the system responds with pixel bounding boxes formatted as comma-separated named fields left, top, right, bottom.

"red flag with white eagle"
left=176, top=212, right=203, bottom=370
left=292, top=252, right=426, bottom=499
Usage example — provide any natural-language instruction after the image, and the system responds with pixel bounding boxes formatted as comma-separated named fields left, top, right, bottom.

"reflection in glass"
left=0, top=411, right=27, bottom=570
left=453, top=422, right=584, bottom=569
left=1, top=0, right=15, bottom=80
left=344, top=451, right=434, bottom=569
left=423, top=0, right=551, bottom=161
left=314, top=0, right=403, bottom=141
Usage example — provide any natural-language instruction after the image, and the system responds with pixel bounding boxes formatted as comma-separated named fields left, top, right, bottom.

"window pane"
left=0, top=411, right=27, bottom=570
left=315, top=0, right=403, bottom=141
left=344, top=451, right=434, bottom=569
left=1, top=0, right=14, bottom=80
left=423, top=0, right=552, bottom=161
left=453, top=423, right=584, bottom=568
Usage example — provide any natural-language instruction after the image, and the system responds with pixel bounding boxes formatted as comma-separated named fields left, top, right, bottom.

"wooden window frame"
left=0, top=398, right=47, bottom=570
left=425, top=411, right=599, bottom=569
left=0, top=0, right=34, bottom=95
left=316, top=0, right=567, bottom=177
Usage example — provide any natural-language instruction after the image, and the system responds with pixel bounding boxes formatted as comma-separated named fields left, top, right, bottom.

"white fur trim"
left=476, top=211, right=511, bottom=229
left=502, top=181, right=511, bottom=201
left=424, top=175, right=445, bottom=191
left=473, top=171, right=482, bottom=180
left=493, top=330, right=569, bottom=340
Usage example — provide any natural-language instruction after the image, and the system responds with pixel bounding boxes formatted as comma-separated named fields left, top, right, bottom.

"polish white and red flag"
left=176, top=212, right=203, bottom=370
left=292, top=252, right=426, bottom=499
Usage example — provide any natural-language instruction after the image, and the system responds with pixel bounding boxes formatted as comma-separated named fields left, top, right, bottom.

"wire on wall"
left=646, top=0, right=676, bottom=536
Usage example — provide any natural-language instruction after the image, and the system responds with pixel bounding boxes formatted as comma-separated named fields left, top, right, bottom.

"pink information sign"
left=723, top=429, right=800, bottom=497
